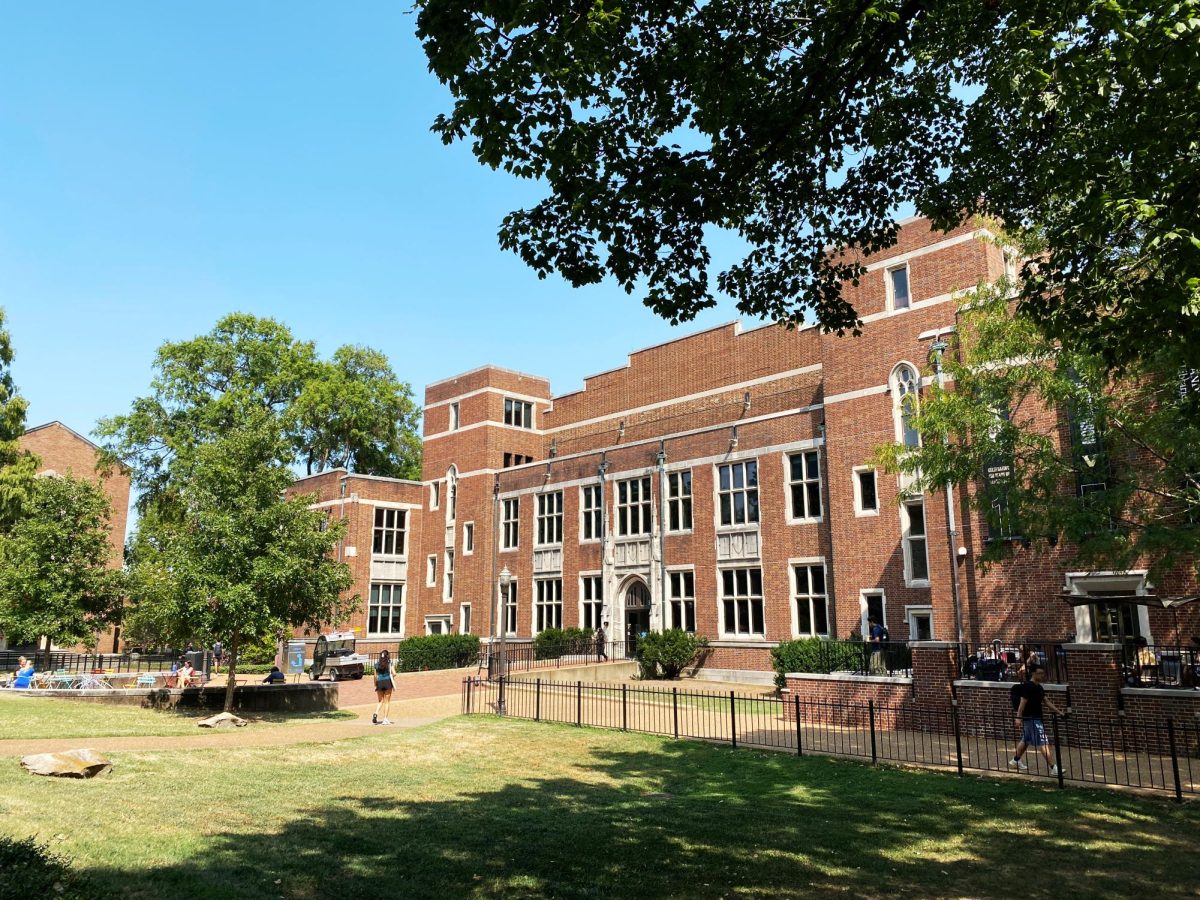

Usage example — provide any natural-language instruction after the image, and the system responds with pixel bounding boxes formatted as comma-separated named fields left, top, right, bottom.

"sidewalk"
left=207, top=664, right=480, bottom=708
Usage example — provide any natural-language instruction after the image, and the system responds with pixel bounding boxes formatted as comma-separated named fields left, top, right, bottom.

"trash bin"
left=186, top=650, right=206, bottom=674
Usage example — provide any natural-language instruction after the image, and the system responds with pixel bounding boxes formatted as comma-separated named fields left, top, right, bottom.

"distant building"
left=0, top=422, right=131, bottom=653
left=291, top=219, right=1198, bottom=679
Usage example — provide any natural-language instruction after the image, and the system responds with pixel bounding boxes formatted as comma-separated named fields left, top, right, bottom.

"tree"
left=415, top=0, right=1200, bottom=366
left=0, top=308, right=38, bottom=527
left=0, top=475, right=125, bottom=669
left=875, top=276, right=1200, bottom=584
left=123, top=423, right=354, bottom=710
left=296, top=345, right=422, bottom=479
left=99, top=313, right=420, bottom=510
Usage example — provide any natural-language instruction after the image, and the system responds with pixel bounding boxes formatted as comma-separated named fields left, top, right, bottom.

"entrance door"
left=624, top=580, right=652, bottom=655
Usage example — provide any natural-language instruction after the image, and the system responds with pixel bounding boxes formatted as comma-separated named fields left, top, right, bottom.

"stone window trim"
left=501, top=497, right=520, bottom=551
left=534, top=577, right=563, bottom=634
left=371, top=506, right=407, bottom=558
left=367, top=582, right=405, bottom=637
left=426, top=554, right=437, bottom=587
left=785, top=450, right=823, bottom=523
left=901, top=500, right=930, bottom=587
left=580, top=483, right=604, bottom=543
left=668, top=566, right=696, bottom=633
left=789, top=557, right=829, bottom=639
left=853, top=466, right=880, bottom=517
left=905, top=604, right=934, bottom=641
left=462, top=521, right=474, bottom=555
left=718, top=565, right=765, bottom=639
left=667, top=469, right=694, bottom=533
left=715, top=459, right=760, bottom=529
left=535, top=490, right=564, bottom=547
left=580, top=572, right=604, bottom=631
left=886, top=263, right=911, bottom=312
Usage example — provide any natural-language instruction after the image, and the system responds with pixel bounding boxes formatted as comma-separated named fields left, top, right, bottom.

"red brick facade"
left=292, top=218, right=1200, bottom=673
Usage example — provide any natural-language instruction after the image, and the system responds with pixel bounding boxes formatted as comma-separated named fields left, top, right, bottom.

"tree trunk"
left=42, top=637, right=52, bottom=674
left=223, top=632, right=240, bottom=713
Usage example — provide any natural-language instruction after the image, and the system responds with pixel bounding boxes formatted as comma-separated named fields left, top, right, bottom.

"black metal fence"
left=0, top=650, right=201, bottom=675
left=462, top=677, right=1200, bottom=801
left=957, top=640, right=1068, bottom=683
left=1120, top=644, right=1199, bottom=688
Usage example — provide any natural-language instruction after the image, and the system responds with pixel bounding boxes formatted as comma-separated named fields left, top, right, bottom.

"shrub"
left=0, top=835, right=97, bottom=900
left=637, top=630, right=709, bottom=679
left=533, top=627, right=593, bottom=660
left=770, top=638, right=866, bottom=689
left=393, top=633, right=480, bottom=672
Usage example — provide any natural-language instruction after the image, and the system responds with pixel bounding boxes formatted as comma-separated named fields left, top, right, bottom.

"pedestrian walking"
left=867, top=616, right=888, bottom=674
left=595, top=625, right=608, bottom=661
left=212, top=640, right=224, bottom=672
left=372, top=650, right=397, bottom=726
left=1009, top=664, right=1063, bottom=775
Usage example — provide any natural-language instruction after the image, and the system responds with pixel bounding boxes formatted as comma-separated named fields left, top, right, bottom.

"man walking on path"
left=595, top=625, right=608, bottom=661
left=1009, top=664, right=1064, bottom=775
left=867, top=617, right=887, bottom=674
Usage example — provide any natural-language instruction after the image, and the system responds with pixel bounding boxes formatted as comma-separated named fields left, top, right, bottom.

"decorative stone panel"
left=716, top=529, right=760, bottom=562
left=613, top=539, right=652, bottom=569
left=370, top=558, right=407, bottom=582
left=533, top=547, right=563, bottom=574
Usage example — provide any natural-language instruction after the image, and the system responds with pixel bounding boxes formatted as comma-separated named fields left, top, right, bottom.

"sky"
left=0, top=3, right=755, bottom=438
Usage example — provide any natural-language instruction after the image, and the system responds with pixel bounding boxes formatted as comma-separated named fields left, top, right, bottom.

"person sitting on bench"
left=262, top=666, right=285, bottom=684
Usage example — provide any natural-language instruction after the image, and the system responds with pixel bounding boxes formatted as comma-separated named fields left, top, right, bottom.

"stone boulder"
left=197, top=711, right=247, bottom=728
left=21, top=749, right=112, bottom=779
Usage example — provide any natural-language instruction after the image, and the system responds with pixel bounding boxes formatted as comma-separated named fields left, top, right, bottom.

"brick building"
left=293, top=218, right=1199, bottom=677
left=1, top=422, right=132, bottom=652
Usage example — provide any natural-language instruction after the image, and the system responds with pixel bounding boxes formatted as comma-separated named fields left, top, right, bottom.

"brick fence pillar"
left=910, top=641, right=958, bottom=731
left=1062, top=643, right=1123, bottom=720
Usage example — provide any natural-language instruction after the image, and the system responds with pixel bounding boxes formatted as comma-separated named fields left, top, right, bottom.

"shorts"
left=375, top=680, right=393, bottom=693
left=1021, top=718, right=1047, bottom=747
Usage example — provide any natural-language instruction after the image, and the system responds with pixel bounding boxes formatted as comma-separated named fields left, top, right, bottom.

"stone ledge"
left=1120, top=686, right=1200, bottom=701
left=954, top=679, right=1067, bottom=693
left=786, top=672, right=912, bottom=686
left=909, top=641, right=958, bottom=650
left=1061, top=643, right=1121, bottom=651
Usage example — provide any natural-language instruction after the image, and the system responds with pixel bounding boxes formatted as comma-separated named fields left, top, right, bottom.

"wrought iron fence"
left=0, top=650, right=200, bottom=675
left=1120, top=644, right=1199, bottom=688
left=462, top=677, right=1199, bottom=801
left=957, top=640, right=1068, bottom=683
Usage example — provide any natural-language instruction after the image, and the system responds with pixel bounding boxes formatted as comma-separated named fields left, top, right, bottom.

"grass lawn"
left=0, top=716, right=1197, bottom=899
left=0, top=693, right=355, bottom=738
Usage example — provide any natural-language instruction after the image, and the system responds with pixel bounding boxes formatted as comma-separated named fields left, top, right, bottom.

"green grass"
left=0, top=693, right=356, bottom=738
left=0, top=716, right=1197, bottom=899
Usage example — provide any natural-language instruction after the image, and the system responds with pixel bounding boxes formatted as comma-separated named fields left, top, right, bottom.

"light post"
left=930, top=339, right=965, bottom=646
left=497, top=565, right=511, bottom=713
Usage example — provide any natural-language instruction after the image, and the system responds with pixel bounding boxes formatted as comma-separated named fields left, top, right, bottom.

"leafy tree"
left=296, top=344, right=422, bottom=479
left=416, top=0, right=1200, bottom=365
left=637, top=629, right=709, bottom=679
left=875, top=277, right=1200, bottom=584
left=0, top=308, right=38, bottom=527
left=0, top=474, right=125, bottom=669
left=123, top=424, right=354, bottom=710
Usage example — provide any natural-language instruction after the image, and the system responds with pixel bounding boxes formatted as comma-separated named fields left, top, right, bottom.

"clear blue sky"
left=0, top=3, right=754, bottom=437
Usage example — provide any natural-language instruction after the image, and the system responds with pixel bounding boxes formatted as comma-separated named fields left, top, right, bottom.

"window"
left=504, top=398, right=534, bottom=428
left=861, top=591, right=886, bottom=636
left=372, top=508, right=406, bottom=556
left=449, top=402, right=460, bottom=431
left=501, top=579, right=518, bottom=634
left=581, top=484, right=603, bottom=541
left=907, top=606, right=933, bottom=641
left=463, top=522, right=474, bottom=554
left=903, top=501, right=929, bottom=584
left=535, top=579, right=563, bottom=633
left=669, top=571, right=696, bottom=632
left=855, top=468, right=879, bottom=515
left=888, top=265, right=910, bottom=310
left=721, top=567, right=764, bottom=636
left=446, top=470, right=457, bottom=522
left=793, top=563, right=828, bottom=637
left=501, top=498, right=519, bottom=549
left=892, top=364, right=921, bottom=448
left=717, top=460, right=759, bottom=526
left=788, top=451, right=822, bottom=520
left=616, top=476, right=652, bottom=536
left=667, top=471, right=692, bottom=531
left=443, top=550, right=455, bottom=600
left=536, top=491, right=564, bottom=545
left=426, top=554, right=437, bottom=587
left=430, top=481, right=441, bottom=509
left=425, top=616, right=450, bottom=635
left=460, top=603, right=472, bottom=634
left=503, top=453, right=535, bottom=468
left=581, top=575, right=603, bottom=630
left=368, top=583, right=404, bottom=636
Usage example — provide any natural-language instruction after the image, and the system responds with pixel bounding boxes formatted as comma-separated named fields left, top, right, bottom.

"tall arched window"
left=445, top=467, right=458, bottom=523
left=892, top=363, right=921, bottom=448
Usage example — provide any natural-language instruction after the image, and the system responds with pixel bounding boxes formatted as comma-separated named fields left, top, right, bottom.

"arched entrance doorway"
left=623, top=579, right=651, bottom=655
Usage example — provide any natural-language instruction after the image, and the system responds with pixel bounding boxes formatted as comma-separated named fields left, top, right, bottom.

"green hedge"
left=0, top=836, right=96, bottom=900
left=533, top=627, right=594, bottom=660
left=770, top=638, right=866, bottom=690
left=393, top=634, right=481, bottom=672
left=637, top=630, right=709, bottom=679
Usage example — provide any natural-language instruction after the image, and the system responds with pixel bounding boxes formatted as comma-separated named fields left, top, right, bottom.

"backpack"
left=877, top=625, right=889, bottom=642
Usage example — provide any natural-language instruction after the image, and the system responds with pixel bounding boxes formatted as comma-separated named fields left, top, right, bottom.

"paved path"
left=209, top=664, right=479, bottom=708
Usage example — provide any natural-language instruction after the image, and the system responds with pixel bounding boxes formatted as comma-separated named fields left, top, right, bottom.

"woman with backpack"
left=372, top=650, right=397, bottom=726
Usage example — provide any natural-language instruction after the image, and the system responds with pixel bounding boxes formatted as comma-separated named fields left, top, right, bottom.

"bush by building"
left=394, top=633, right=480, bottom=672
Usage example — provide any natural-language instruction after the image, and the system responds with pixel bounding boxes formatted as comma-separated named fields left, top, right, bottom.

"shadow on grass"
left=81, top=726, right=1198, bottom=900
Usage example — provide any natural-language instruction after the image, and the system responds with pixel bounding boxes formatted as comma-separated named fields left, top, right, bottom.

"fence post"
left=1167, top=719, right=1183, bottom=803
left=868, top=700, right=878, bottom=764
left=621, top=683, right=628, bottom=731
left=576, top=680, right=582, bottom=727
left=794, top=696, right=803, bottom=757
left=672, top=687, right=679, bottom=739
left=498, top=675, right=506, bottom=716
left=730, top=691, right=737, bottom=750
left=535, top=678, right=541, bottom=722
left=952, top=702, right=963, bottom=776
left=1052, top=714, right=1065, bottom=789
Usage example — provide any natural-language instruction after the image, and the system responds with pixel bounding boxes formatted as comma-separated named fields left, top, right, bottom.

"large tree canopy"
left=416, top=0, right=1200, bottom=365
left=0, top=308, right=38, bottom=526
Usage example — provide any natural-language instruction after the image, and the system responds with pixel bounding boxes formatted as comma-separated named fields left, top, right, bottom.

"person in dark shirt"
left=1009, top=664, right=1064, bottom=775
left=262, top=666, right=285, bottom=684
